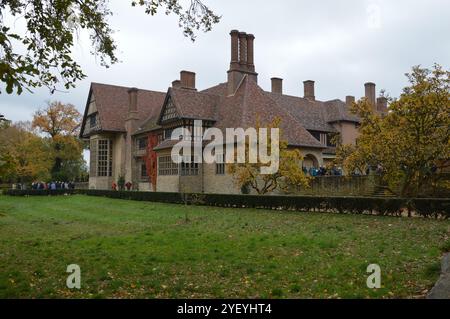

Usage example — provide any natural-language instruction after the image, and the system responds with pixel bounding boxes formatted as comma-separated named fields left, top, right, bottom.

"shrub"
left=4, top=189, right=450, bottom=218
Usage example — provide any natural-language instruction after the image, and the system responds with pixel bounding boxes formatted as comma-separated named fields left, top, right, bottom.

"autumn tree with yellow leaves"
left=32, top=101, right=86, bottom=181
left=336, top=65, right=450, bottom=197
left=0, top=122, right=53, bottom=182
left=228, top=117, right=310, bottom=195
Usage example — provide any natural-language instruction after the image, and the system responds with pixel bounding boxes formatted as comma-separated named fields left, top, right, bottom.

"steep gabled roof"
left=323, top=99, right=360, bottom=123
left=80, top=83, right=165, bottom=137
left=169, top=87, right=219, bottom=121
left=213, top=76, right=325, bottom=148
left=138, top=86, right=220, bottom=135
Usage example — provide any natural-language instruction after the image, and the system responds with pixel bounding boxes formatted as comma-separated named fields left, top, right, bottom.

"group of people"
left=29, top=181, right=76, bottom=190
left=303, top=166, right=343, bottom=177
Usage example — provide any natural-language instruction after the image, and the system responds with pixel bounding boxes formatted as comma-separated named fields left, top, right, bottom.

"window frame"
left=137, top=137, right=148, bottom=150
left=97, top=139, right=112, bottom=177
left=158, top=155, right=179, bottom=176
left=180, top=155, right=199, bottom=176
left=215, top=153, right=225, bottom=175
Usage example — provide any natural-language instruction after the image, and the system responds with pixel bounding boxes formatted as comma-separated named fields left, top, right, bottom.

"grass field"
left=0, top=194, right=449, bottom=299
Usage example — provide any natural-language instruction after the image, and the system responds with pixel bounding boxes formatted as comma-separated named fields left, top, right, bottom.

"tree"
left=32, top=101, right=84, bottom=179
left=0, top=0, right=220, bottom=94
left=32, top=101, right=81, bottom=137
left=228, top=117, right=310, bottom=195
left=0, top=122, right=53, bottom=182
left=336, top=64, right=450, bottom=197
left=0, top=114, right=10, bottom=130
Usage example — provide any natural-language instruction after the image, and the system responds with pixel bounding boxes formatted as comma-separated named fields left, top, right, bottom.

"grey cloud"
left=1, top=0, right=449, bottom=122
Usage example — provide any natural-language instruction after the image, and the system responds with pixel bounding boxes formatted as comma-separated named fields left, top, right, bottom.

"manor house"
left=80, top=30, right=388, bottom=193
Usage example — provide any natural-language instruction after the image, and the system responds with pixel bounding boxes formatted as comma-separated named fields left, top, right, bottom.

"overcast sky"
left=1, top=0, right=449, bottom=123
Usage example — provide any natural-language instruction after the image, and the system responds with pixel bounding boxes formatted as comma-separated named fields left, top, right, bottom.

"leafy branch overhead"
left=131, top=0, right=221, bottom=40
left=0, top=0, right=221, bottom=95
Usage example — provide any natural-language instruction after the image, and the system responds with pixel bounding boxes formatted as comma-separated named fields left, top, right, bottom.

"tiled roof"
left=83, top=78, right=356, bottom=149
left=170, top=88, right=219, bottom=121
left=81, top=83, right=165, bottom=136
left=212, top=76, right=325, bottom=148
left=134, top=116, right=161, bottom=135
left=200, top=82, right=228, bottom=96
left=266, top=93, right=359, bottom=132
left=153, top=139, right=180, bottom=151
left=324, top=99, right=360, bottom=123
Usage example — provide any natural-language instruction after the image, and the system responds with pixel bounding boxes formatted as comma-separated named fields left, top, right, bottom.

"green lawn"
left=0, top=195, right=449, bottom=299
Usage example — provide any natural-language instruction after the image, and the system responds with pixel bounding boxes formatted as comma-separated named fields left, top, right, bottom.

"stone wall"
left=203, top=163, right=240, bottom=194
left=294, top=175, right=376, bottom=197
left=157, top=175, right=179, bottom=192
left=89, top=176, right=113, bottom=190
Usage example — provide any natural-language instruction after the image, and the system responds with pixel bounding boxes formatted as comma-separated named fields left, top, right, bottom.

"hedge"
left=4, top=189, right=78, bottom=196
left=4, top=189, right=450, bottom=218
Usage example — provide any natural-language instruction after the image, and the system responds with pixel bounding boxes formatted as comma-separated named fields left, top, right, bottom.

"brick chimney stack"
left=230, top=30, right=239, bottom=69
left=303, top=80, right=315, bottom=101
left=227, top=30, right=258, bottom=95
left=128, top=87, right=138, bottom=113
left=271, top=78, right=283, bottom=94
left=247, top=34, right=255, bottom=72
left=377, top=96, right=388, bottom=114
left=346, top=95, right=355, bottom=108
left=238, top=32, right=247, bottom=67
left=364, top=82, right=376, bottom=109
left=172, top=80, right=181, bottom=88
left=180, top=71, right=196, bottom=90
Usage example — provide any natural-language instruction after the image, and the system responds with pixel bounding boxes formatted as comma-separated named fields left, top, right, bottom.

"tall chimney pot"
left=364, top=82, right=376, bottom=109
left=247, top=34, right=255, bottom=72
left=303, top=80, right=315, bottom=101
left=227, top=30, right=258, bottom=95
left=230, top=30, right=239, bottom=69
left=238, top=32, right=248, bottom=66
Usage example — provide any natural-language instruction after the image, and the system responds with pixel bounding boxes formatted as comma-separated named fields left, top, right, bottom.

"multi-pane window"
left=97, top=139, right=112, bottom=177
left=158, top=156, right=179, bottom=176
left=215, top=153, right=225, bottom=175
left=137, top=137, right=147, bottom=150
left=181, top=156, right=199, bottom=176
